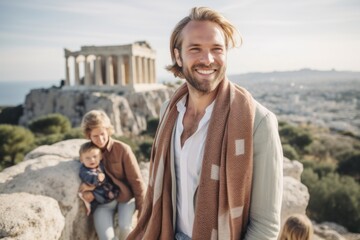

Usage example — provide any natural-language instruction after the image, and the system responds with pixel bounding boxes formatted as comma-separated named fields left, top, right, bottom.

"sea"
left=0, top=80, right=59, bottom=107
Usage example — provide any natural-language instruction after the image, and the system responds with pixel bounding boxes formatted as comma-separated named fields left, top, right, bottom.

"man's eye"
left=213, top=48, right=223, bottom=52
left=189, top=48, right=200, bottom=52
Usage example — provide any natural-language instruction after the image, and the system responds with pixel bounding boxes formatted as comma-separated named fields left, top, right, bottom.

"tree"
left=28, top=113, right=71, bottom=135
left=282, top=144, right=299, bottom=160
left=63, top=127, right=84, bottom=140
left=302, top=169, right=360, bottom=232
left=35, top=134, right=65, bottom=146
left=0, top=124, right=35, bottom=170
left=138, top=140, right=154, bottom=161
left=279, top=123, right=313, bottom=156
left=0, top=105, right=23, bottom=125
left=337, top=151, right=360, bottom=181
left=144, top=117, right=159, bottom=137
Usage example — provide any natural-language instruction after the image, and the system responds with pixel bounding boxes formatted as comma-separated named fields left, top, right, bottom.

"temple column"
left=106, top=56, right=114, bottom=86
left=74, top=58, right=80, bottom=86
left=65, top=57, right=70, bottom=85
left=117, top=55, right=125, bottom=86
left=128, top=55, right=136, bottom=87
left=149, top=59, right=156, bottom=83
left=84, top=56, right=92, bottom=86
left=142, top=57, right=149, bottom=83
left=148, top=58, right=153, bottom=83
left=95, top=56, right=102, bottom=86
left=153, top=59, right=156, bottom=83
left=136, top=56, right=143, bottom=84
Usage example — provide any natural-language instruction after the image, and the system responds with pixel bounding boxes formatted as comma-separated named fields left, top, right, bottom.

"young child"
left=78, top=141, right=119, bottom=215
left=279, top=214, right=314, bottom=240
left=79, top=109, right=146, bottom=240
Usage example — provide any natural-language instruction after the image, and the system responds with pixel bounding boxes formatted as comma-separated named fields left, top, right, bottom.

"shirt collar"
left=176, top=94, right=216, bottom=114
left=176, top=94, right=188, bottom=113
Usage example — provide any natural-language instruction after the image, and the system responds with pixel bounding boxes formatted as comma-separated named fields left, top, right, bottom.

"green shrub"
left=282, top=144, right=299, bottom=160
left=29, top=113, right=71, bottom=135
left=279, top=123, right=313, bottom=154
left=0, top=105, right=23, bottom=125
left=138, top=140, right=153, bottom=161
left=0, top=124, right=35, bottom=170
left=63, top=127, right=84, bottom=140
left=312, top=162, right=336, bottom=179
left=145, top=118, right=159, bottom=137
left=337, top=151, right=360, bottom=181
left=302, top=169, right=360, bottom=232
left=35, top=133, right=65, bottom=146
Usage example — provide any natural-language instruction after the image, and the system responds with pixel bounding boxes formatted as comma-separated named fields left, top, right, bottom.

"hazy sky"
left=0, top=0, right=359, bottom=82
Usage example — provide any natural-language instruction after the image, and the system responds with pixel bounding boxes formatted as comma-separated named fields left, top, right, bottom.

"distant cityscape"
left=1, top=69, right=359, bottom=137
left=231, top=69, right=360, bottom=137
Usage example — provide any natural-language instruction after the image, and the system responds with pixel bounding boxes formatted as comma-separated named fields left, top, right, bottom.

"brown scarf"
left=128, top=79, right=255, bottom=240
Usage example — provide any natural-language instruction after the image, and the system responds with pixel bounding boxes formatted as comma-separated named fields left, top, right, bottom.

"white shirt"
left=174, top=95, right=215, bottom=237
left=159, top=97, right=283, bottom=239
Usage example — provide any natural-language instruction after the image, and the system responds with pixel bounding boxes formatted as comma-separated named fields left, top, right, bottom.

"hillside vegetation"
left=279, top=121, right=360, bottom=232
left=0, top=113, right=359, bottom=232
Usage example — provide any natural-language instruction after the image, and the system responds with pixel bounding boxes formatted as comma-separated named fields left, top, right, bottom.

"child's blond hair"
left=81, top=110, right=114, bottom=139
left=280, top=214, right=313, bottom=240
left=79, top=141, right=101, bottom=162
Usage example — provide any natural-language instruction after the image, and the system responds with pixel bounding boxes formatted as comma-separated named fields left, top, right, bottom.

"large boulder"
left=283, top=157, right=303, bottom=181
left=0, top=192, right=64, bottom=240
left=0, top=139, right=96, bottom=240
left=281, top=158, right=310, bottom=225
left=0, top=140, right=311, bottom=239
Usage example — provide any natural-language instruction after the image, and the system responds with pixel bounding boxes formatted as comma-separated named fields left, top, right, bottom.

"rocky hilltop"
left=0, top=139, right=358, bottom=239
left=19, top=86, right=175, bottom=135
left=0, top=139, right=309, bottom=239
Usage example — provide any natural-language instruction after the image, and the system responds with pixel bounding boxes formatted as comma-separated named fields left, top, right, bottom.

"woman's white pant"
left=93, top=199, right=135, bottom=240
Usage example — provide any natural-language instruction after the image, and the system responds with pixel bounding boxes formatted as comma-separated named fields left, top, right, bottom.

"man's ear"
left=174, top=48, right=182, bottom=67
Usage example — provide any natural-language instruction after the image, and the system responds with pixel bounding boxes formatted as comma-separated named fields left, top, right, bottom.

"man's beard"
left=182, top=63, right=226, bottom=93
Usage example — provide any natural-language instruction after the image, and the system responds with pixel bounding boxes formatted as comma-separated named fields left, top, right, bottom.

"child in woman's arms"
left=78, top=141, right=119, bottom=215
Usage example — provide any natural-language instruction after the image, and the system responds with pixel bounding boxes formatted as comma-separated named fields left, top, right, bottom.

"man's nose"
left=200, top=51, right=214, bottom=65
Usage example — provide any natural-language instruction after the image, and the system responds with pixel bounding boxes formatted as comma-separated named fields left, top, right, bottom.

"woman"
left=79, top=110, right=146, bottom=240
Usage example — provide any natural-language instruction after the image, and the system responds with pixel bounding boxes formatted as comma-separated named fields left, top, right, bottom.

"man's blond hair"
left=166, top=6, right=242, bottom=78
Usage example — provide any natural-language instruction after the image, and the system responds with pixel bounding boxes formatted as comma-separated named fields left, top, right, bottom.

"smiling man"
left=128, top=6, right=283, bottom=240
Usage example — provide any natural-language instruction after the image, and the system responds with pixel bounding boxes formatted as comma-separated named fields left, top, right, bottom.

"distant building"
left=64, top=41, right=159, bottom=92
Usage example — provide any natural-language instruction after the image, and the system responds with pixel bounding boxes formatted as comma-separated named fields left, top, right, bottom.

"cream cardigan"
left=128, top=79, right=283, bottom=239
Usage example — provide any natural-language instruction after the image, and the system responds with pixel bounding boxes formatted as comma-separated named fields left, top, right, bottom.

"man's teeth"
left=197, top=69, right=215, bottom=74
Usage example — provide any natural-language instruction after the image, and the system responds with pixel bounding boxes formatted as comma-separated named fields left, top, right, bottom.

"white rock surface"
left=19, top=87, right=175, bottom=135
left=281, top=158, right=310, bottom=226
left=283, top=157, right=304, bottom=181
left=0, top=192, right=64, bottom=240
left=0, top=139, right=96, bottom=240
left=0, top=139, right=324, bottom=240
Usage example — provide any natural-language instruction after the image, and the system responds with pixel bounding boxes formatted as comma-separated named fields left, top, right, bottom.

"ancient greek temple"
left=64, top=41, right=156, bottom=91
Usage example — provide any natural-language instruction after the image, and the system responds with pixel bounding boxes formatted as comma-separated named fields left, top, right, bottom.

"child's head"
left=280, top=214, right=313, bottom=240
left=81, top=110, right=114, bottom=148
left=79, top=141, right=102, bottom=169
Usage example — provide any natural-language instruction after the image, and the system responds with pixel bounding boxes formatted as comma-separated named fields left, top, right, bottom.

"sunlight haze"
left=0, top=0, right=359, bottom=82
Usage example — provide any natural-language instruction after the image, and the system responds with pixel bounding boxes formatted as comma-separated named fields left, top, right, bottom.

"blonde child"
left=78, top=141, right=119, bottom=215
left=79, top=110, right=146, bottom=240
left=280, top=214, right=314, bottom=240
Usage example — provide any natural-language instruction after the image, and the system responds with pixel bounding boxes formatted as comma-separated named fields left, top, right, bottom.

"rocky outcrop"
left=0, top=139, right=150, bottom=240
left=0, top=192, right=64, bottom=240
left=0, top=139, right=94, bottom=240
left=0, top=140, right=320, bottom=239
left=19, top=87, right=175, bottom=135
left=281, top=157, right=310, bottom=224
